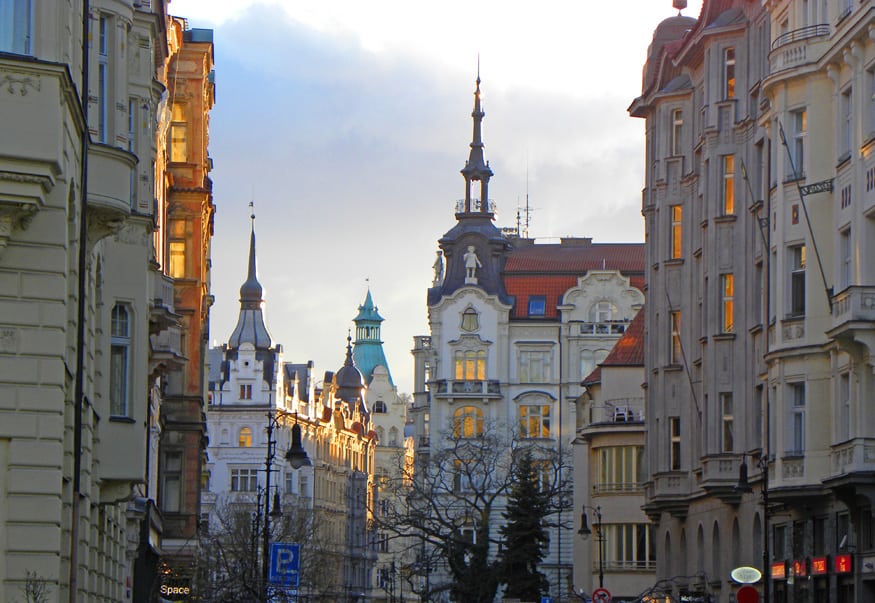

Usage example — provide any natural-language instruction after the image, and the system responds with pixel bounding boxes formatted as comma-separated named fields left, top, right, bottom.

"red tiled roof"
left=503, top=243, right=645, bottom=319
left=505, top=243, right=645, bottom=273
left=582, top=366, right=602, bottom=387
left=601, top=308, right=645, bottom=367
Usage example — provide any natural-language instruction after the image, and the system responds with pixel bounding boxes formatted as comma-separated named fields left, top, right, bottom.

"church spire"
left=460, top=67, right=493, bottom=216
left=228, top=203, right=273, bottom=349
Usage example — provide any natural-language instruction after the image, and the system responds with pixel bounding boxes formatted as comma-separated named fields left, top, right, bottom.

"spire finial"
left=249, top=201, right=255, bottom=230
left=477, top=53, right=481, bottom=87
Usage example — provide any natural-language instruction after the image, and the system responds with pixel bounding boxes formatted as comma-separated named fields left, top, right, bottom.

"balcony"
left=577, top=320, right=630, bottom=336
left=87, top=145, right=136, bottom=244
left=768, top=24, right=831, bottom=74
left=150, top=325, right=185, bottom=377
left=431, top=379, right=502, bottom=399
left=829, top=286, right=875, bottom=354
left=700, top=454, right=744, bottom=504
left=825, top=438, right=875, bottom=509
left=150, top=272, right=180, bottom=335
left=643, top=472, right=693, bottom=519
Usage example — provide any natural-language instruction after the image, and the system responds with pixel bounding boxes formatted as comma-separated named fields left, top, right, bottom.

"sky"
left=168, top=0, right=704, bottom=395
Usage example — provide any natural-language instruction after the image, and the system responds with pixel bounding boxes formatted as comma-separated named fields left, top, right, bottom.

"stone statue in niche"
left=463, top=246, right=481, bottom=284
left=432, top=250, right=444, bottom=286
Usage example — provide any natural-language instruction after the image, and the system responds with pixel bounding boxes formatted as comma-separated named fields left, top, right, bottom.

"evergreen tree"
left=498, top=450, right=550, bottom=601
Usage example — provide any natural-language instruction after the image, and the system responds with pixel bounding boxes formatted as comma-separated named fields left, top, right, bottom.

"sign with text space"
left=269, top=543, right=300, bottom=586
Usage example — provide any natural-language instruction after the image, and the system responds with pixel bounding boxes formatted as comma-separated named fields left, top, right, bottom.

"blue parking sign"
left=269, top=543, right=300, bottom=586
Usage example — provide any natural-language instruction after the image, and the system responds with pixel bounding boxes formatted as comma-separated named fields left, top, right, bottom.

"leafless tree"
left=372, top=423, right=571, bottom=603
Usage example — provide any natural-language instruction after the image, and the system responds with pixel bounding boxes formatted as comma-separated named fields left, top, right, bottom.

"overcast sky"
left=167, top=0, right=704, bottom=394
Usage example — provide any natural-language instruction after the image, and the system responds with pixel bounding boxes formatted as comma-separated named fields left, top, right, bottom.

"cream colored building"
left=631, top=0, right=875, bottom=601
left=0, top=1, right=211, bottom=600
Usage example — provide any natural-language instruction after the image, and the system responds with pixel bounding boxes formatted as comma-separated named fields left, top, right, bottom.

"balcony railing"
left=771, top=24, right=830, bottom=50
left=577, top=320, right=630, bottom=336
left=431, top=379, right=501, bottom=397
left=832, top=285, right=875, bottom=324
left=587, top=399, right=644, bottom=425
left=592, top=482, right=645, bottom=494
left=455, top=198, right=496, bottom=215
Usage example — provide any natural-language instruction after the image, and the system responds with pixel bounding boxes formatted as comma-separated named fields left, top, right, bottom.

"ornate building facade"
left=410, top=76, right=645, bottom=602
left=630, top=0, right=875, bottom=601
left=0, top=1, right=212, bottom=600
left=204, top=223, right=378, bottom=601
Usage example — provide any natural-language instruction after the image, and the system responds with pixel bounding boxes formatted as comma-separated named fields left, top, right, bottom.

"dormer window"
left=461, top=307, right=479, bottom=332
left=373, top=401, right=387, bottom=414
left=528, top=296, right=546, bottom=317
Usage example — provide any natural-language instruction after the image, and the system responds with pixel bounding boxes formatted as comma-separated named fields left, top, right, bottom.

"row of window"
left=448, top=347, right=611, bottom=384
left=227, top=467, right=310, bottom=496
left=663, top=379, right=824, bottom=470
left=451, top=404, right=552, bottom=439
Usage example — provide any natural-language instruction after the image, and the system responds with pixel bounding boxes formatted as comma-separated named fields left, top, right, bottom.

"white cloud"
left=173, top=0, right=703, bottom=392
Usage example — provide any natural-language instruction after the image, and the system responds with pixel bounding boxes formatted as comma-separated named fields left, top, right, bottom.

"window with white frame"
left=519, top=404, right=551, bottom=438
left=722, top=155, right=735, bottom=215
left=789, top=245, right=806, bottom=317
left=110, top=303, right=131, bottom=417
left=841, top=87, right=853, bottom=157
left=597, top=446, right=644, bottom=492
left=723, top=48, right=736, bottom=99
left=373, top=400, right=387, bottom=413
left=669, top=417, right=681, bottom=470
left=604, top=524, right=656, bottom=570
left=454, top=349, right=486, bottom=381
left=671, top=109, right=684, bottom=155
left=720, top=393, right=734, bottom=452
left=787, top=382, right=806, bottom=455
left=231, top=468, right=259, bottom=492
left=0, top=0, right=32, bottom=54
left=519, top=349, right=552, bottom=383
left=239, top=384, right=252, bottom=400
left=721, top=274, right=734, bottom=333
left=592, top=300, right=617, bottom=323
left=453, top=406, right=484, bottom=438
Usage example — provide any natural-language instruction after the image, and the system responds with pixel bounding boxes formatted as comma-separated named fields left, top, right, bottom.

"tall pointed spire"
left=460, top=65, right=494, bottom=215
left=228, top=203, right=273, bottom=349
left=239, top=203, right=264, bottom=309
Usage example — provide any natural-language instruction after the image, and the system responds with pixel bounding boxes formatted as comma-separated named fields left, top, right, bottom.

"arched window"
left=238, top=427, right=252, bottom=447
left=389, top=427, right=399, bottom=447
left=591, top=300, right=618, bottom=323
left=377, top=426, right=385, bottom=443
left=110, top=303, right=131, bottom=417
left=373, top=400, right=387, bottom=414
left=454, top=406, right=484, bottom=438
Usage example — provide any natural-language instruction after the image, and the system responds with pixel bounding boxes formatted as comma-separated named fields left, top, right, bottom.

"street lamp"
left=262, top=410, right=311, bottom=601
left=578, top=505, right=605, bottom=589
left=736, top=453, right=770, bottom=603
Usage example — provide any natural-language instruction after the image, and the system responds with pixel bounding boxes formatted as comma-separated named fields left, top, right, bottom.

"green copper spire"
left=352, top=289, right=393, bottom=386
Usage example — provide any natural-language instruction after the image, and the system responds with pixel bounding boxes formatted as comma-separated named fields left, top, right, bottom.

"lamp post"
left=736, top=453, right=770, bottom=603
left=578, top=505, right=605, bottom=589
left=262, top=410, right=311, bottom=601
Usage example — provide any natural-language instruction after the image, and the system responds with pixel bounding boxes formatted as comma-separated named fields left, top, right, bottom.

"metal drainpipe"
left=69, top=0, right=91, bottom=600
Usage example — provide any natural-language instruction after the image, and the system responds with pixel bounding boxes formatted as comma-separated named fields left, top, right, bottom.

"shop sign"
left=730, top=566, right=762, bottom=584
left=791, top=559, right=807, bottom=577
left=770, top=561, right=787, bottom=580
left=835, top=554, right=853, bottom=574
left=159, top=579, right=192, bottom=601
left=810, top=557, right=827, bottom=575
left=679, top=592, right=708, bottom=603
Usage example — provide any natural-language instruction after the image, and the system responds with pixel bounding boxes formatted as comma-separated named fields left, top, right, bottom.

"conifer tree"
left=498, top=450, right=550, bottom=601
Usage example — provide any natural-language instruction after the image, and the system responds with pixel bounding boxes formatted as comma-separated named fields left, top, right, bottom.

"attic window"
left=528, top=296, right=546, bottom=317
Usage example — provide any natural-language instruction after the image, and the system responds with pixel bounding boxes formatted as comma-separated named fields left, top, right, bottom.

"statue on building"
left=432, top=250, right=444, bottom=287
left=464, top=245, right=481, bottom=284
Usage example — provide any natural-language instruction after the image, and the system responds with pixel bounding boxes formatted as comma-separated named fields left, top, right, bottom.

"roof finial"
left=249, top=200, right=255, bottom=232
left=477, top=53, right=481, bottom=87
